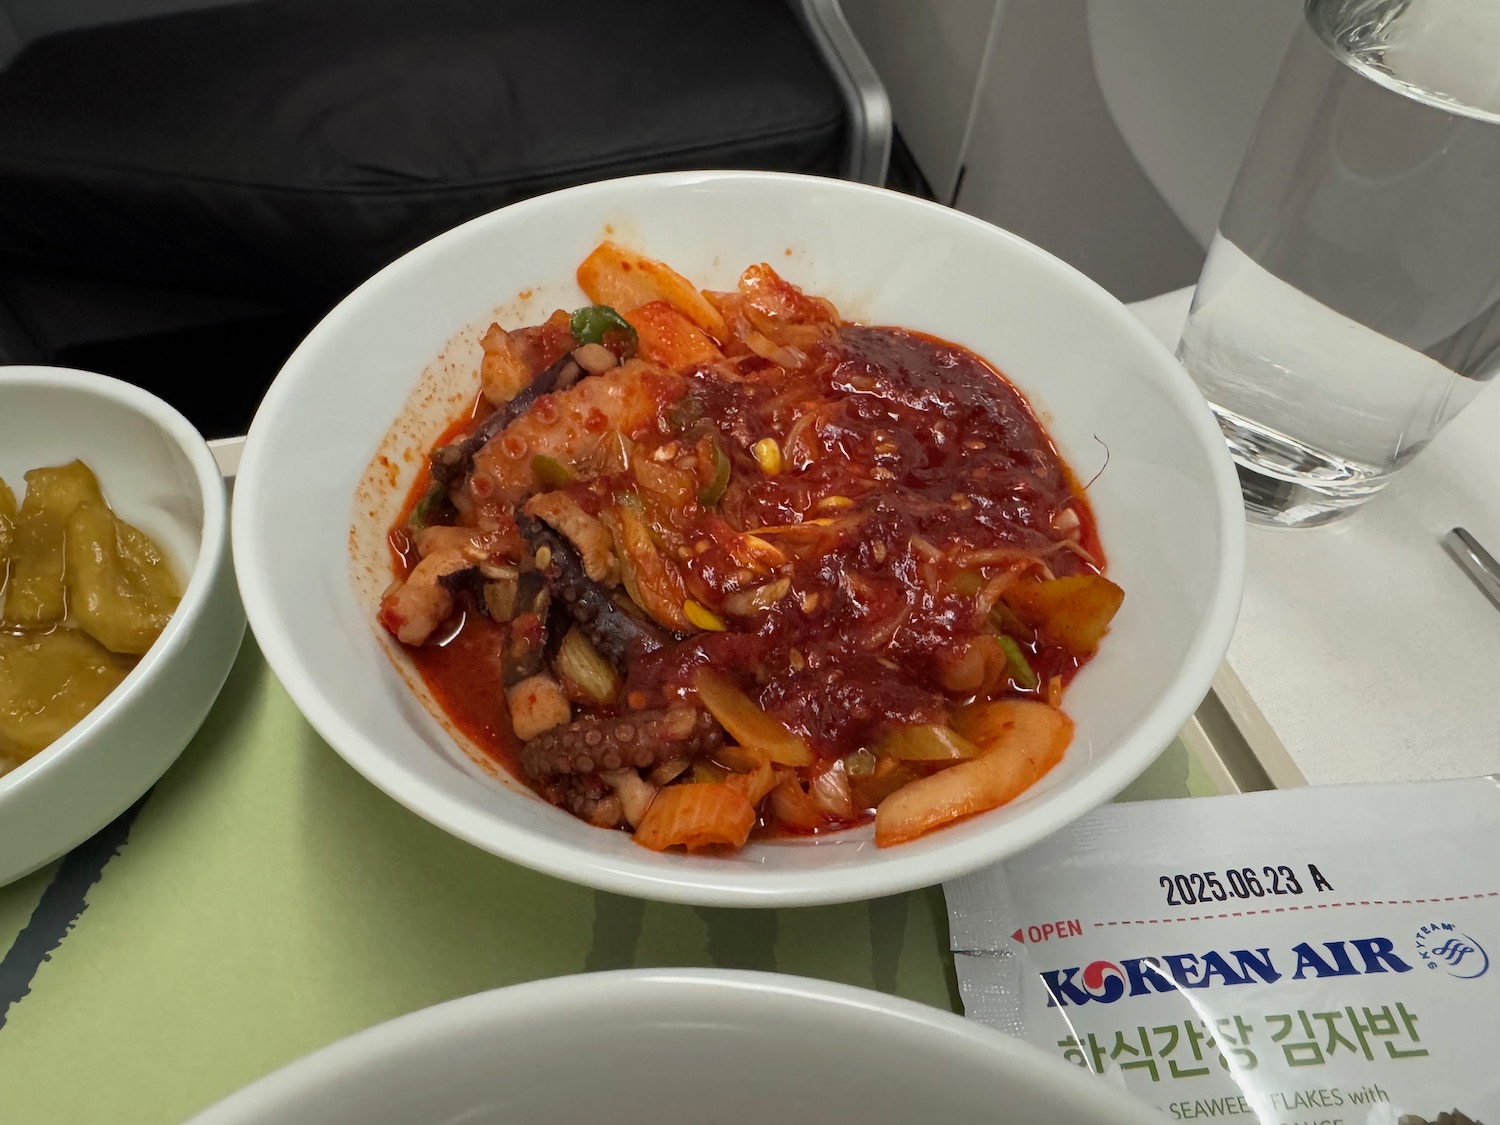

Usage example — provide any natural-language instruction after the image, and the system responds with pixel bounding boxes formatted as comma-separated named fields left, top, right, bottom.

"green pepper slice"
left=570, top=305, right=638, bottom=349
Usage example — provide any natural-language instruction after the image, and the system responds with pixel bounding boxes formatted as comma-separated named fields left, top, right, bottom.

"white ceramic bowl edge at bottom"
left=183, top=969, right=1163, bottom=1125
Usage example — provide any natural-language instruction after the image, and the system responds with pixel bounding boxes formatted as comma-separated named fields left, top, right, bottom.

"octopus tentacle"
left=515, top=510, right=668, bottom=668
left=501, top=571, right=553, bottom=685
left=430, top=352, right=584, bottom=486
left=534, top=772, right=623, bottom=827
left=521, top=707, right=723, bottom=778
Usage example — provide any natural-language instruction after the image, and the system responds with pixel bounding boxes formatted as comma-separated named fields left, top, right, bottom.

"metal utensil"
left=1445, top=527, right=1500, bottom=611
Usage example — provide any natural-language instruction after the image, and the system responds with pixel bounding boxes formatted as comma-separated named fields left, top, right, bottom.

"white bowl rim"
left=0, top=365, right=230, bottom=799
left=185, top=968, right=1163, bottom=1125
left=233, top=169, right=1245, bottom=906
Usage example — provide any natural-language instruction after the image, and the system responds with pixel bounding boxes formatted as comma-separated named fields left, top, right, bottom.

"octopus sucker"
left=521, top=707, right=723, bottom=779
left=515, top=510, right=668, bottom=667
left=430, top=352, right=585, bottom=487
left=536, top=772, right=621, bottom=826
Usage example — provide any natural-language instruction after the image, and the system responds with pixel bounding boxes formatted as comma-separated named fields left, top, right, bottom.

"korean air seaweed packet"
left=945, top=777, right=1499, bottom=1125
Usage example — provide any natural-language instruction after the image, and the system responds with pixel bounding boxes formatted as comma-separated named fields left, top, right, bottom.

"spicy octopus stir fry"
left=377, top=242, right=1122, bottom=851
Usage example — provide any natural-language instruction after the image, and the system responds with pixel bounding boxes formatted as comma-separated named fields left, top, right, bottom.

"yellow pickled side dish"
left=0, top=476, right=16, bottom=563
left=0, top=462, right=181, bottom=774
left=66, top=501, right=180, bottom=655
left=0, top=478, right=15, bottom=604
left=4, top=461, right=104, bottom=626
left=0, top=630, right=133, bottom=764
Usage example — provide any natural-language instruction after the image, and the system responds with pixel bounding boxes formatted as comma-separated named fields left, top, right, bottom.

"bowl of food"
left=184, top=969, right=1163, bottom=1125
left=233, top=170, right=1242, bottom=905
left=0, top=367, right=244, bottom=885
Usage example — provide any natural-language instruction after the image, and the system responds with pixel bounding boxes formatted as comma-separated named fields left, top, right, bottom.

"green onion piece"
left=698, top=438, right=731, bottom=505
left=995, top=634, right=1040, bottom=691
left=693, top=761, right=729, bottom=785
left=988, top=600, right=1029, bottom=638
left=872, top=723, right=983, bottom=761
left=532, top=454, right=575, bottom=491
left=612, top=489, right=645, bottom=514
left=665, top=395, right=705, bottom=432
left=951, top=570, right=984, bottom=597
left=554, top=627, right=621, bottom=705
left=408, top=481, right=450, bottom=530
left=570, top=304, right=638, bottom=348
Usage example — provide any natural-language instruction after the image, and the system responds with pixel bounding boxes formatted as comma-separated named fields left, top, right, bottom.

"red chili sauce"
left=389, top=325, right=1102, bottom=824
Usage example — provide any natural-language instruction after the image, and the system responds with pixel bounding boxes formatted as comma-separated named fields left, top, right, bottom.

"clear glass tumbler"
left=1177, top=0, right=1500, bottom=527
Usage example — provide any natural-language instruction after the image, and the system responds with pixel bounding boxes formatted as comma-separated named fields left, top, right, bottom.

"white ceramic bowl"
left=0, top=367, right=244, bottom=885
left=185, top=969, right=1162, bottom=1125
left=233, top=171, right=1243, bottom=906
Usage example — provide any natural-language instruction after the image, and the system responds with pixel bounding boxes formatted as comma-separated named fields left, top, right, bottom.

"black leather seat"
left=0, top=0, right=863, bottom=434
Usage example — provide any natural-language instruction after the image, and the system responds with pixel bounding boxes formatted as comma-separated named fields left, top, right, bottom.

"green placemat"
left=0, top=636, right=1215, bottom=1124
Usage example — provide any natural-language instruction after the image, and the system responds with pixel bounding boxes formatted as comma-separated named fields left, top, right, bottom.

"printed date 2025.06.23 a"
left=1159, top=864, right=1336, bottom=907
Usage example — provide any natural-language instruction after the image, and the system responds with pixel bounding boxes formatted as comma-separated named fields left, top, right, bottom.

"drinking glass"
left=1177, top=0, right=1500, bottom=527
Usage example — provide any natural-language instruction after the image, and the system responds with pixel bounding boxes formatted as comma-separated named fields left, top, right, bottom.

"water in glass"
left=1178, top=0, right=1500, bottom=526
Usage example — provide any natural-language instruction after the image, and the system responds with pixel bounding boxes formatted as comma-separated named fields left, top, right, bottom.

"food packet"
left=945, top=778, right=1499, bottom=1125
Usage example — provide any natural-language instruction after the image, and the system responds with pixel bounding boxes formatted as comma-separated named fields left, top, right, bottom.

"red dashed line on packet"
left=1091, top=890, right=1500, bottom=928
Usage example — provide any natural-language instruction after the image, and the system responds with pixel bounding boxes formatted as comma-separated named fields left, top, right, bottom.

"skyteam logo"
left=1415, top=922, right=1488, bottom=980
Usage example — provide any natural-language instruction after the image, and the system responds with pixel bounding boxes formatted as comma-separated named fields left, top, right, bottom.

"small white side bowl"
left=184, top=969, right=1163, bottom=1125
left=0, top=367, right=244, bottom=886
